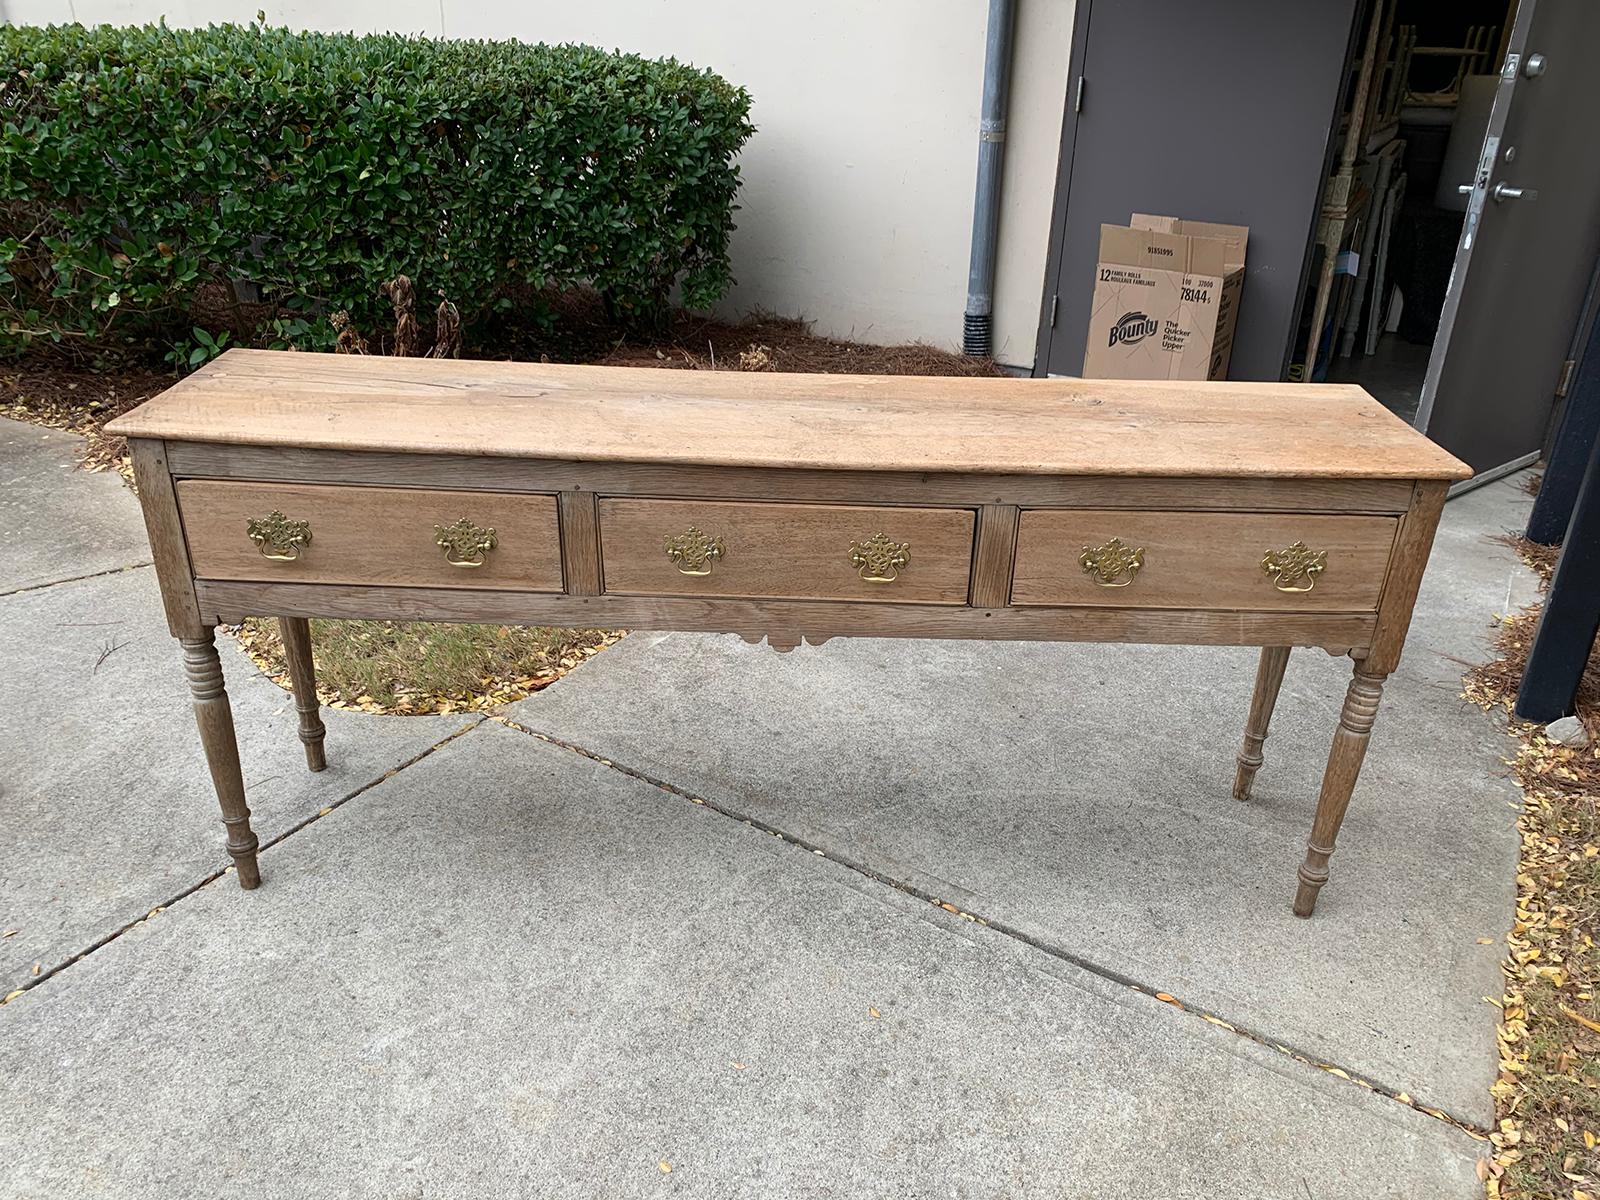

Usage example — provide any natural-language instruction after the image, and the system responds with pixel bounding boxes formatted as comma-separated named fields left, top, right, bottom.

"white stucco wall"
left=5, top=0, right=1075, bottom=368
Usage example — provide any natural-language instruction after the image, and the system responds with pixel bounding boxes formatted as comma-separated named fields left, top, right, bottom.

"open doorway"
left=1293, top=0, right=1600, bottom=486
left=1292, top=0, right=1514, bottom=422
left=1034, top=0, right=1598, bottom=482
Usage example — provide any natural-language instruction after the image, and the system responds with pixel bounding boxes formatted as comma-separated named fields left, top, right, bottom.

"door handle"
left=1492, top=181, right=1538, bottom=202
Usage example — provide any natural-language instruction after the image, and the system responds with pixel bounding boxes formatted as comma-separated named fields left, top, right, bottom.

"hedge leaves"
left=0, top=23, right=755, bottom=354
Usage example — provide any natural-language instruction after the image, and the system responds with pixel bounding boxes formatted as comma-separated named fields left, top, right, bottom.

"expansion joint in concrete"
left=0, top=560, right=153, bottom=599
left=1, top=717, right=486, bottom=1007
left=488, top=713, right=1493, bottom=1142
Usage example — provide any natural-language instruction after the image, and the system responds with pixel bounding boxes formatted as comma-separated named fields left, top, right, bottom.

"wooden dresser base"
left=106, top=351, right=1472, bottom=919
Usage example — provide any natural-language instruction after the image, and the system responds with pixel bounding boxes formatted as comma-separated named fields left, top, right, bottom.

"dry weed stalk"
left=382, top=274, right=421, bottom=357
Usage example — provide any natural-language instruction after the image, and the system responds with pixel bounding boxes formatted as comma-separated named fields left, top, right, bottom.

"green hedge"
left=0, top=22, right=754, bottom=355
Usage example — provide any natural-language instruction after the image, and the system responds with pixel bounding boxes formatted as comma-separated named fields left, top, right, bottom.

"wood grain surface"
left=163, top=441, right=1420, bottom=513
left=969, top=504, right=1022, bottom=608
left=598, top=498, right=975, bottom=604
left=177, top=480, right=563, bottom=591
left=1364, top=481, right=1451, bottom=674
left=108, top=349, right=1472, bottom=480
left=557, top=491, right=604, bottom=597
left=1011, top=510, right=1398, bottom=611
left=129, top=438, right=205, bottom=637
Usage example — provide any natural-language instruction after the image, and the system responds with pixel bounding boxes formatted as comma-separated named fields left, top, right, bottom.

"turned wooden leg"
left=279, top=616, right=327, bottom=772
left=1293, top=657, right=1386, bottom=917
left=181, top=631, right=262, bottom=890
left=1233, top=646, right=1291, bottom=801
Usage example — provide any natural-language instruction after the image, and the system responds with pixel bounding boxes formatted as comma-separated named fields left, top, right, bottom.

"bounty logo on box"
left=1082, top=215, right=1249, bottom=381
left=1109, top=311, right=1159, bottom=348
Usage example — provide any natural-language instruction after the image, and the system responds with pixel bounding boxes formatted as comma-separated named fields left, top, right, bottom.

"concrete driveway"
left=0, top=415, right=1527, bottom=1197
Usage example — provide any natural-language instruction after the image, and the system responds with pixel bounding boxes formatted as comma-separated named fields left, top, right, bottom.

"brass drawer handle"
left=245, top=511, right=312, bottom=562
left=1079, top=537, right=1143, bottom=587
left=435, top=518, right=498, bottom=568
left=665, top=526, right=725, bottom=576
left=1262, top=541, right=1327, bottom=592
left=849, top=532, right=911, bottom=584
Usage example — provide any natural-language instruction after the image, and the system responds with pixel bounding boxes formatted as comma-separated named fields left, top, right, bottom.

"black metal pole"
left=1516, top=424, right=1600, bottom=722
left=1527, top=285, right=1600, bottom=544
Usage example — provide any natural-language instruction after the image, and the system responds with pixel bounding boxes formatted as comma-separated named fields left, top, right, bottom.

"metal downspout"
left=963, top=0, right=1018, bottom=357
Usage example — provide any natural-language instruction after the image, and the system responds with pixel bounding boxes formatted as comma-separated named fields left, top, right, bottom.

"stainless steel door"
left=1415, top=0, right=1600, bottom=481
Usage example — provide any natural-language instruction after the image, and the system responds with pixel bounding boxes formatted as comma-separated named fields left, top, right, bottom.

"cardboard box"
left=1082, top=214, right=1248, bottom=381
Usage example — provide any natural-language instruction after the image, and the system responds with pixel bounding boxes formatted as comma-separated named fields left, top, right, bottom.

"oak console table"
left=107, top=350, right=1470, bottom=916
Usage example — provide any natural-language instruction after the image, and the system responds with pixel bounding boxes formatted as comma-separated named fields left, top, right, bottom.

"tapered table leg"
left=1294, top=656, right=1386, bottom=917
left=279, top=616, right=327, bottom=772
left=181, top=631, right=261, bottom=889
left=1234, top=646, right=1290, bottom=801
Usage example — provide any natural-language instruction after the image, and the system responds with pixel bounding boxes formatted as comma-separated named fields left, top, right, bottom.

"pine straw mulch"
left=0, top=358, right=169, bottom=482
left=1463, top=529, right=1600, bottom=1200
left=595, top=311, right=1006, bottom=378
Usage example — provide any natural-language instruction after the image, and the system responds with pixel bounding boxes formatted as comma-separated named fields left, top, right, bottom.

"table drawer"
left=177, top=481, right=564, bottom=591
left=599, top=498, right=975, bottom=604
left=1011, top=510, right=1398, bottom=610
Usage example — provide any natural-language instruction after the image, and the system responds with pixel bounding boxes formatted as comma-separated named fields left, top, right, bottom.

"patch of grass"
left=1463, top=535, right=1600, bottom=1199
left=1506, top=974, right=1600, bottom=1194
left=235, top=618, right=622, bottom=714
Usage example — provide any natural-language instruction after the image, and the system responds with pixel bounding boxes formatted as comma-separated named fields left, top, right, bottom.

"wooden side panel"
left=1364, top=480, right=1450, bottom=674
left=193, top=578, right=1378, bottom=650
left=129, top=438, right=205, bottom=636
left=599, top=499, right=975, bottom=605
left=970, top=504, right=1020, bottom=608
left=177, top=481, right=563, bottom=592
left=558, top=491, right=603, bottom=597
left=1011, top=510, right=1398, bottom=611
